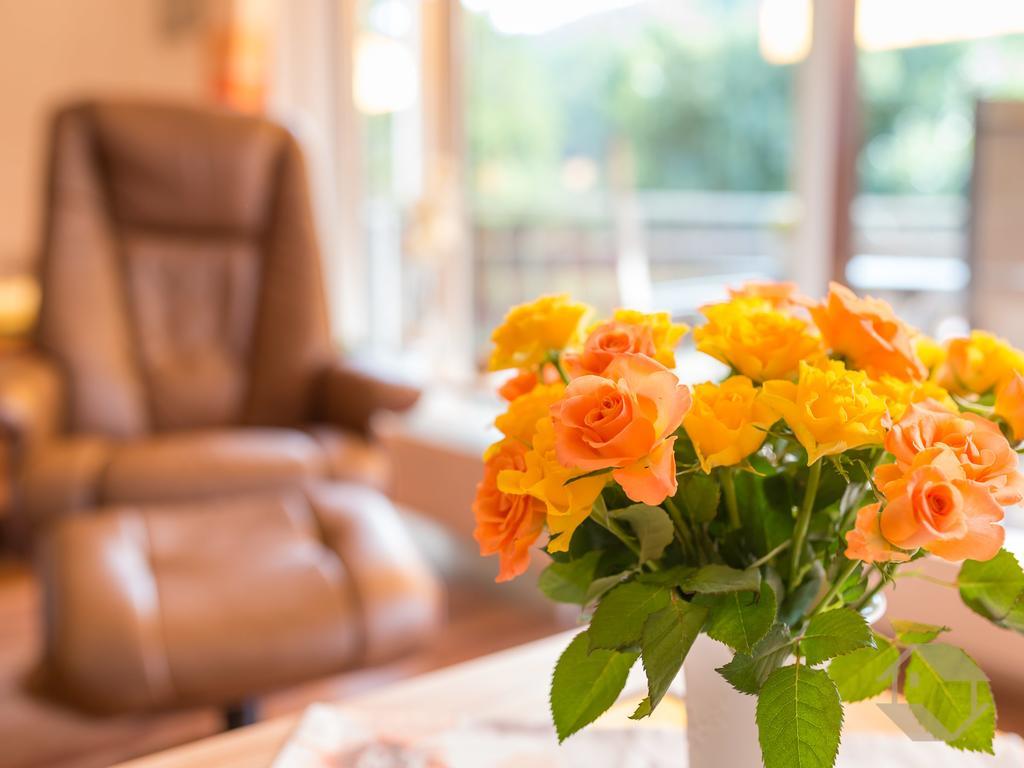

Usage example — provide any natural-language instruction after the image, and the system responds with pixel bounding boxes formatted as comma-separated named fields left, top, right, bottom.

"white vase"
left=683, top=633, right=762, bottom=768
left=682, top=594, right=886, bottom=768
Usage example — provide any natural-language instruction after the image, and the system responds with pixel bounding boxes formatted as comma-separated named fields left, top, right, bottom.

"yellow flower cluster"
left=693, top=297, right=824, bottom=382
left=488, top=294, right=591, bottom=371
left=684, top=376, right=775, bottom=472
left=480, top=295, right=691, bottom=576
left=762, top=360, right=889, bottom=464
left=867, top=375, right=956, bottom=423
left=494, top=383, right=565, bottom=445
left=475, top=284, right=1024, bottom=584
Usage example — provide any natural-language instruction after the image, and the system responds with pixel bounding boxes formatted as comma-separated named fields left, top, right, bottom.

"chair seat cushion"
left=101, top=428, right=326, bottom=505
left=21, top=427, right=389, bottom=527
left=38, top=482, right=442, bottom=712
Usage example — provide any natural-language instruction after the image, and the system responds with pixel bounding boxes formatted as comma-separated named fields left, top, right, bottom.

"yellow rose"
left=683, top=376, right=777, bottom=472
left=494, top=383, right=565, bottom=445
left=498, top=417, right=606, bottom=552
left=488, top=294, right=592, bottom=371
left=693, top=297, right=825, bottom=382
left=761, top=360, right=888, bottom=464
left=995, top=373, right=1024, bottom=443
left=937, top=331, right=1024, bottom=396
left=914, top=334, right=946, bottom=375
left=728, top=280, right=812, bottom=310
left=868, top=375, right=956, bottom=423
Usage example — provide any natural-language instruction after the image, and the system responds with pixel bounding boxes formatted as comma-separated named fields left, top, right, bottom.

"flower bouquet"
left=473, top=283, right=1024, bottom=768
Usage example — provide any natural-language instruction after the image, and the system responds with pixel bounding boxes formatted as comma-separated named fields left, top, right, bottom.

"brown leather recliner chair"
left=0, top=101, right=442, bottom=717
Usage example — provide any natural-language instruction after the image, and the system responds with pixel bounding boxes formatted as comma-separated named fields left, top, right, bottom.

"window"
left=463, top=0, right=800, bottom=359
left=853, top=23, right=1024, bottom=335
left=272, top=0, right=1024, bottom=373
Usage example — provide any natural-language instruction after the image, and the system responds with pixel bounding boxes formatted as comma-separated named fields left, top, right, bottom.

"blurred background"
left=3, top=0, right=1024, bottom=373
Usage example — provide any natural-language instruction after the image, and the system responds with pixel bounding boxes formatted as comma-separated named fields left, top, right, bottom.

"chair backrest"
left=35, top=101, right=334, bottom=437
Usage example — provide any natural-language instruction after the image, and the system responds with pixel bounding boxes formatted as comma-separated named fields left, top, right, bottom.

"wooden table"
left=113, top=631, right=907, bottom=768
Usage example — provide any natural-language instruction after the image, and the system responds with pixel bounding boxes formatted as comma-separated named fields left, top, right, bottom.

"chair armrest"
left=0, top=352, right=64, bottom=456
left=318, top=359, right=422, bottom=437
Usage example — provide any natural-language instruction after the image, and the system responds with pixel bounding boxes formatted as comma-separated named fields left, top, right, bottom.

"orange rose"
left=876, top=448, right=1005, bottom=562
left=497, top=364, right=562, bottom=402
left=883, top=400, right=1024, bottom=505
left=728, top=280, right=812, bottom=310
left=499, top=370, right=538, bottom=402
left=995, top=372, right=1024, bottom=443
left=563, top=310, right=686, bottom=377
left=550, top=353, right=691, bottom=505
left=844, top=503, right=910, bottom=564
left=473, top=439, right=547, bottom=582
left=810, top=282, right=926, bottom=381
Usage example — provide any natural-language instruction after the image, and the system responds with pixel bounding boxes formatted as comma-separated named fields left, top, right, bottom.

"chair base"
left=224, top=699, right=260, bottom=730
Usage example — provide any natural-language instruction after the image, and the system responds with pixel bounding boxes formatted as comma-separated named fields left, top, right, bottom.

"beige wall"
left=0, top=0, right=215, bottom=274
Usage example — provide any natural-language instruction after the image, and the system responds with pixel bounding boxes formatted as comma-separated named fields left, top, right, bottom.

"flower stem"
left=664, top=497, right=700, bottom=564
left=853, top=572, right=889, bottom=612
left=810, top=559, right=859, bottom=618
left=721, top=468, right=741, bottom=530
left=788, top=459, right=822, bottom=591
left=951, top=393, right=993, bottom=417
left=547, top=353, right=570, bottom=385
left=604, top=518, right=641, bottom=557
left=748, top=539, right=791, bottom=570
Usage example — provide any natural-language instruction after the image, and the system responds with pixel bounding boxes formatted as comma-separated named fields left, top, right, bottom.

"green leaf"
left=638, top=564, right=695, bottom=588
left=717, top=623, right=792, bottom=695
left=588, top=581, right=671, bottom=651
left=1004, top=593, right=1024, bottom=633
left=827, top=632, right=901, bottom=702
left=677, top=472, right=720, bottom=523
left=550, top=631, right=639, bottom=742
left=630, top=594, right=709, bottom=719
left=610, top=504, right=674, bottom=563
left=538, top=552, right=602, bottom=604
left=757, top=664, right=843, bottom=768
left=681, top=564, right=761, bottom=595
left=585, top=572, right=629, bottom=604
left=800, top=608, right=874, bottom=665
left=564, top=517, right=629, bottom=563
left=904, top=644, right=995, bottom=753
left=891, top=620, right=949, bottom=645
left=958, top=549, right=1024, bottom=630
left=589, top=494, right=611, bottom=528
left=705, top=582, right=777, bottom=653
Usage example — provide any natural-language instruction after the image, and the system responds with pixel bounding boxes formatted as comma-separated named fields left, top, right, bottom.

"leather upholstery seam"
left=136, top=509, right=181, bottom=706
left=303, top=488, right=370, bottom=666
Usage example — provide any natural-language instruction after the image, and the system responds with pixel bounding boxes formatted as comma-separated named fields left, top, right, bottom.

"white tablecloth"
left=273, top=703, right=1024, bottom=767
